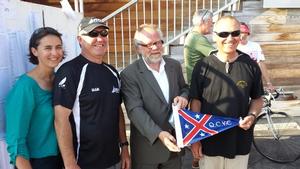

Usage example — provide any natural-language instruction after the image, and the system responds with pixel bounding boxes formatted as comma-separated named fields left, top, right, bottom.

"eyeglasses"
left=83, top=29, right=109, bottom=38
left=138, top=40, right=164, bottom=49
left=214, top=30, right=241, bottom=38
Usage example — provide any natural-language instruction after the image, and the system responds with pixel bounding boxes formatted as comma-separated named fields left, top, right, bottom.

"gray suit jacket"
left=120, top=56, right=189, bottom=164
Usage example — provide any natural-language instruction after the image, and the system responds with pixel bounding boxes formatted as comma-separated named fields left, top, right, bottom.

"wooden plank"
left=272, top=78, right=300, bottom=86
left=264, top=50, right=300, bottom=56
left=261, top=43, right=300, bottom=51
left=250, top=33, right=300, bottom=42
left=268, top=69, right=300, bottom=80
left=265, top=56, right=300, bottom=65
left=234, top=9, right=266, bottom=17
left=263, top=0, right=300, bottom=8
left=250, top=15, right=286, bottom=25
left=242, top=0, right=264, bottom=9
left=268, top=63, right=300, bottom=69
left=264, top=56, right=300, bottom=64
left=251, top=24, right=300, bottom=34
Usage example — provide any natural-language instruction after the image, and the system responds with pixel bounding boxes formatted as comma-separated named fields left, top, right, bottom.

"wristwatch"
left=119, top=141, right=129, bottom=148
left=248, top=112, right=257, bottom=120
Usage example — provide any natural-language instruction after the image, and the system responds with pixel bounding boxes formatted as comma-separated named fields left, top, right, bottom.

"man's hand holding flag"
left=158, top=96, right=188, bottom=152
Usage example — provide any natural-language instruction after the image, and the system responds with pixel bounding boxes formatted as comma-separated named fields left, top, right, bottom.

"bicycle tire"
left=253, top=111, right=300, bottom=163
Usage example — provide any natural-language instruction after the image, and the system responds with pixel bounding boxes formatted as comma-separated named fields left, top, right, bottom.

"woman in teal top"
left=5, top=27, right=64, bottom=169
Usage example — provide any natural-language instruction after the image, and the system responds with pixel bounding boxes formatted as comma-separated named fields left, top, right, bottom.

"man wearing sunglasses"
left=189, top=16, right=264, bottom=169
left=184, top=9, right=214, bottom=85
left=120, top=24, right=189, bottom=169
left=237, top=22, right=274, bottom=91
left=53, top=17, right=130, bottom=169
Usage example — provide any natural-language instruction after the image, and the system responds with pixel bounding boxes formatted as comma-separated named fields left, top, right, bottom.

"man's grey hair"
left=133, top=24, right=163, bottom=48
left=192, top=9, right=213, bottom=26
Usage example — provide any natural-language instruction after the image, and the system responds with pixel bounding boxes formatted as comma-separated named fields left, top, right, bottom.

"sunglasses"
left=83, top=29, right=109, bottom=38
left=214, top=30, right=240, bottom=38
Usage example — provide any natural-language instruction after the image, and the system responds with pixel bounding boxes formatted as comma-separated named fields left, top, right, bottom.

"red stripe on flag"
left=178, top=110, right=218, bottom=145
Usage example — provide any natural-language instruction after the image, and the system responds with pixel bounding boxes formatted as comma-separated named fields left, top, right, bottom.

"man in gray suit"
left=121, top=24, right=189, bottom=169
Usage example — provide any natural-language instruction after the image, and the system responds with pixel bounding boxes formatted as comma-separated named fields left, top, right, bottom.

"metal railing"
left=164, top=0, right=240, bottom=46
left=101, top=0, right=241, bottom=70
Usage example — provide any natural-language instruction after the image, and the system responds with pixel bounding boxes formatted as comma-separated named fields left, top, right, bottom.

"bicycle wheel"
left=253, top=111, right=300, bottom=163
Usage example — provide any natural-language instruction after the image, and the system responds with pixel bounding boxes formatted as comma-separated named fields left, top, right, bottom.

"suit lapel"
left=138, top=59, right=168, bottom=104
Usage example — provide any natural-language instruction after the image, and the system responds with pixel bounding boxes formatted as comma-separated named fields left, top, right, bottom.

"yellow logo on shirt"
left=236, top=80, right=248, bottom=88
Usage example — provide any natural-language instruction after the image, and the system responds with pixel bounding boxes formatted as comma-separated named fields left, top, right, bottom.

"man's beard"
left=144, top=54, right=162, bottom=64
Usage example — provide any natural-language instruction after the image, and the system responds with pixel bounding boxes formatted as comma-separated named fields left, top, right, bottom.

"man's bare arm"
left=118, top=107, right=131, bottom=169
left=54, top=105, right=80, bottom=169
left=190, top=99, right=203, bottom=159
left=239, top=97, right=263, bottom=130
left=258, top=61, right=274, bottom=91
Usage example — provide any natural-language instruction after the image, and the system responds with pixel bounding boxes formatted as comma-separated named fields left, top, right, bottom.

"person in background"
left=5, top=27, right=64, bottom=169
left=121, top=24, right=189, bottom=169
left=237, top=22, right=275, bottom=91
left=53, top=17, right=130, bottom=169
left=183, top=9, right=214, bottom=168
left=184, top=9, right=214, bottom=84
left=190, top=16, right=264, bottom=169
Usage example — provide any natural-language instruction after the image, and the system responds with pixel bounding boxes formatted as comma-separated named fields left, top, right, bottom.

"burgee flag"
left=172, top=105, right=239, bottom=148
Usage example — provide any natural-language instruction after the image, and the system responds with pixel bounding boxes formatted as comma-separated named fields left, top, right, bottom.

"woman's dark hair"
left=28, top=27, right=63, bottom=65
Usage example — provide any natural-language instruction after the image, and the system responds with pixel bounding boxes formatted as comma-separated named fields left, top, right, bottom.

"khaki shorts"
left=199, top=154, right=250, bottom=169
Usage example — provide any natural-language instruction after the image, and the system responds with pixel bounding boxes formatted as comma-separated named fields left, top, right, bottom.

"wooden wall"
left=235, top=0, right=300, bottom=86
